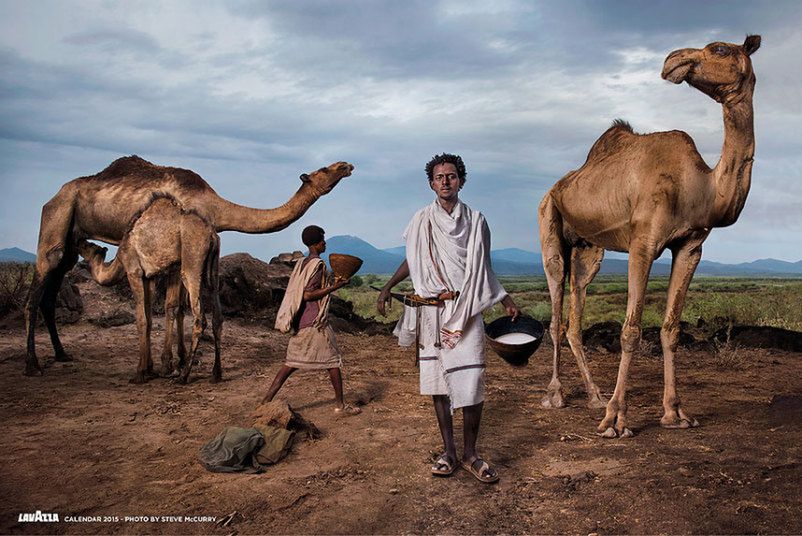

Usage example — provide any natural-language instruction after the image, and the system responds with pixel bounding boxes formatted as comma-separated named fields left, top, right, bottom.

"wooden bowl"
left=485, top=315, right=544, bottom=367
left=328, top=253, right=363, bottom=280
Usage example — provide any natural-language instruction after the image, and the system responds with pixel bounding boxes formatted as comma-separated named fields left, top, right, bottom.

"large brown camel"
left=25, top=156, right=354, bottom=376
left=538, top=35, right=760, bottom=437
left=77, top=195, right=221, bottom=384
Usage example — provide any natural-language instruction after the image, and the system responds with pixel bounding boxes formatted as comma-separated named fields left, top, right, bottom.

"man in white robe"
left=378, top=153, right=519, bottom=483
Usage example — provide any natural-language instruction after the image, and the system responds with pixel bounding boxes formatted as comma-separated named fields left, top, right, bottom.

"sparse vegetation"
left=336, top=274, right=802, bottom=332
left=0, top=262, right=33, bottom=317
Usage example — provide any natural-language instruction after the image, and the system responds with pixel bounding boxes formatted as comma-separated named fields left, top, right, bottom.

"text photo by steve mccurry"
left=16, top=510, right=218, bottom=525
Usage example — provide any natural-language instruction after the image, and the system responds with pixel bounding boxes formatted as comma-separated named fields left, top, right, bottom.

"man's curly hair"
left=425, top=153, right=467, bottom=182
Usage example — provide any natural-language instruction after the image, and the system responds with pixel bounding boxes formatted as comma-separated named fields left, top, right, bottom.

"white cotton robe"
left=393, top=200, right=508, bottom=409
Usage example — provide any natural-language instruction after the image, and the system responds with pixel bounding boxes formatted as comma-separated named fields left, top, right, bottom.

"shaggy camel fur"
left=78, top=196, right=221, bottom=384
left=538, top=36, right=760, bottom=437
left=25, top=157, right=353, bottom=376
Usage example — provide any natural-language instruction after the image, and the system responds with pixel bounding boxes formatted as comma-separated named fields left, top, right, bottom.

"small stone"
left=389, top=488, right=399, bottom=494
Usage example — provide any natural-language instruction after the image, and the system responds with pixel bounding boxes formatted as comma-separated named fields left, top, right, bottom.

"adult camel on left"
left=25, top=155, right=354, bottom=376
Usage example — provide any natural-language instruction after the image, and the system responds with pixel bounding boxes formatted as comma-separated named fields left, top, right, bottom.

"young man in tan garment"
left=263, top=225, right=361, bottom=415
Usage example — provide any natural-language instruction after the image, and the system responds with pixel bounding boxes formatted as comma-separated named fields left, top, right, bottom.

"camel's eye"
left=713, top=45, right=731, bottom=56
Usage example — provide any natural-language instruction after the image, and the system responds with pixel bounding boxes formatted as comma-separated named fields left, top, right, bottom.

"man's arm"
left=303, top=278, right=350, bottom=301
left=376, top=259, right=410, bottom=316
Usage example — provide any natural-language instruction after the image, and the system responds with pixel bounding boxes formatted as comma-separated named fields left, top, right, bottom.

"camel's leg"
left=127, top=273, right=152, bottom=384
left=208, top=244, right=223, bottom=383
left=538, top=196, right=568, bottom=409
left=25, top=185, right=78, bottom=375
left=145, top=279, right=156, bottom=375
left=178, top=274, right=204, bottom=385
left=175, top=285, right=187, bottom=369
left=24, top=270, right=47, bottom=375
left=40, top=248, right=78, bottom=364
left=567, top=246, right=607, bottom=409
left=597, top=241, right=654, bottom=438
left=660, top=238, right=705, bottom=429
left=159, top=272, right=182, bottom=376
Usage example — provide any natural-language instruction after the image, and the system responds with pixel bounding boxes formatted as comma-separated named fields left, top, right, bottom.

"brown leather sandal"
left=462, top=457, right=499, bottom=483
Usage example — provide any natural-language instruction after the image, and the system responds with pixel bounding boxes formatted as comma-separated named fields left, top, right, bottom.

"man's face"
left=429, top=162, right=462, bottom=203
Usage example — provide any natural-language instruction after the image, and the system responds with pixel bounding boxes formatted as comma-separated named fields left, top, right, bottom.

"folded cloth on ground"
left=199, top=426, right=266, bottom=473
left=253, top=425, right=295, bottom=465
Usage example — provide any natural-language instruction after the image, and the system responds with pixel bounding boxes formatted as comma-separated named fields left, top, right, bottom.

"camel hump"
left=80, top=155, right=212, bottom=193
left=610, top=118, right=634, bottom=132
left=585, top=119, right=636, bottom=162
left=100, top=155, right=158, bottom=176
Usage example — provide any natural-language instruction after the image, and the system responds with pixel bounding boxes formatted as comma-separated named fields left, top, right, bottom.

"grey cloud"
left=63, top=28, right=162, bottom=55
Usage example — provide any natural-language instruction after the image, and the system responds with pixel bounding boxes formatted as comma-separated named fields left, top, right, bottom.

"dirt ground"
left=0, top=316, right=800, bottom=535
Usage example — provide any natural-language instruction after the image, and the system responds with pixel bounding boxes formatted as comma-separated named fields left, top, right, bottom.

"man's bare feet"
left=334, top=404, right=362, bottom=416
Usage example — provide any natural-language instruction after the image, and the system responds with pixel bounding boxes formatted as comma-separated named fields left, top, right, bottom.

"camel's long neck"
left=86, top=254, right=126, bottom=286
left=710, top=92, right=755, bottom=227
left=211, top=184, right=323, bottom=234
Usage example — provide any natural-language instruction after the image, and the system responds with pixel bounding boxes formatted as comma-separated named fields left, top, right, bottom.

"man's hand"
left=330, top=277, right=351, bottom=290
left=501, top=295, right=521, bottom=321
left=377, top=287, right=391, bottom=316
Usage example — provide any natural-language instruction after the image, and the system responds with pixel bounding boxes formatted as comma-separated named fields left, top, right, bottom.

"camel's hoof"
left=596, top=426, right=634, bottom=439
left=129, top=373, right=147, bottom=384
left=597, top=427, right=618, bottom=439
left=587, top=395, right=608, bottom=410
left=541, top=391, right=566, bottom=409
left=54, top=352, right=73, bottom=362
left=23, top=364, right=44, bottom=377
left=661, top=418, right=700, bottom=429
left=173, top=376, right=188, bottom=385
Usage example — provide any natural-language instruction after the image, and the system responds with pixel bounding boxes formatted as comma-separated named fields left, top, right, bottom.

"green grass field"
left=339, top=275, right=802, bottom=332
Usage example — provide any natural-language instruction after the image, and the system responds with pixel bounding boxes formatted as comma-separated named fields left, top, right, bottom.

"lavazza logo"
left=18, top=511, right=59, bottom=523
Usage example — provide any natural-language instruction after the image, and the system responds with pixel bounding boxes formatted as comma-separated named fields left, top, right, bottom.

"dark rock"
left=218, top=253, right=292, bottom=321
left=583, top=321, right=622, bottom=353
left=642, top=327, right=696, bottom=356
left=89, top=309, right=136, bottom=327
left=712, top=325, right=802, bottom=352
left=54, top=277, right=83, bottom=324
left=269, top=251, right=304, bottom=267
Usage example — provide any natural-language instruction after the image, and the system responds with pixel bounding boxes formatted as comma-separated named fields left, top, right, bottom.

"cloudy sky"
left=1, top=0, right=800, bottom=263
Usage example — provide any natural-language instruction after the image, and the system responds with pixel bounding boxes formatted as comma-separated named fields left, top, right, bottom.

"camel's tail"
left=204, top=234, right=220, bottom=290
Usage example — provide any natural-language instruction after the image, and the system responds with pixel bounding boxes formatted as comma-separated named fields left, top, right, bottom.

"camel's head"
left=299, top=161, right=354, bottom=196
left=76, top=240, right=107, bottom=264
left=662, top=35, right=760, bottom=103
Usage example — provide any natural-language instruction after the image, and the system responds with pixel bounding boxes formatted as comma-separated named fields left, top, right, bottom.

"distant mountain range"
left=5, top=240, right=802, bottom=276
left=0, top=247, right=36, bottom=263
left=322, top=236, right=802, bottom=277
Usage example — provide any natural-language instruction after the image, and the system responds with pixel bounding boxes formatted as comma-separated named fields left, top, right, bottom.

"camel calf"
left=78, top=195, right=222, bottom=384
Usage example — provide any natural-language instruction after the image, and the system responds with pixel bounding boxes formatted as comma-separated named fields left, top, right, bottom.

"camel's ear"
left=300, top=173, right=310, bottom=183
left=743, top=35, right=761, bottom=56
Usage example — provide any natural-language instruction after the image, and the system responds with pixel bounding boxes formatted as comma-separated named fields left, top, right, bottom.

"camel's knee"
left=660, top=323, right=680, bottom=352
left=543, top=256, right=565, bottom=280
left=566, top=323, right=583, bottom=350
left=620, top=322, right=641, bottom=353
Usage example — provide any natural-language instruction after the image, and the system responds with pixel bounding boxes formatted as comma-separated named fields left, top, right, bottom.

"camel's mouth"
left=662, top=59, right=693, bottom=84
left=338, top=162, right=354, bottom=177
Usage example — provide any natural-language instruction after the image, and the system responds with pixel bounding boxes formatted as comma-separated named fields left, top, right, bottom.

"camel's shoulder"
left=642, top=129, right=697, bottom=147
